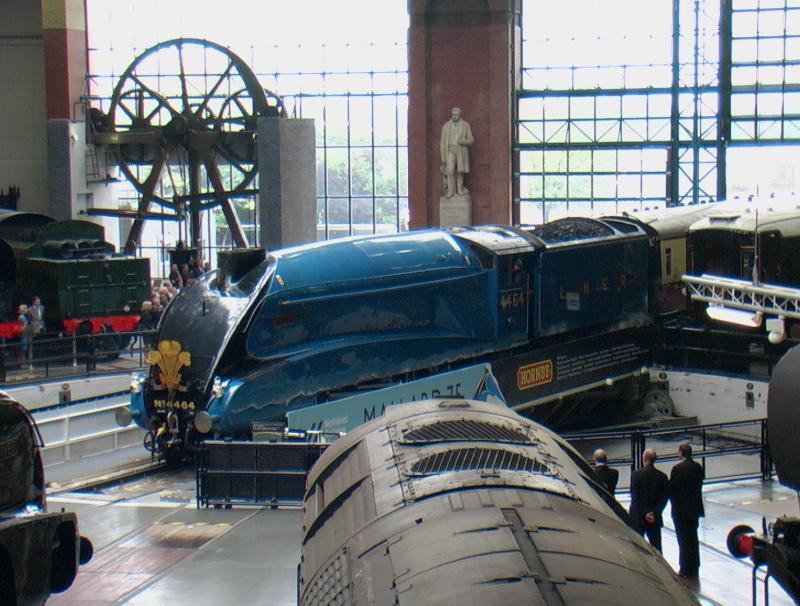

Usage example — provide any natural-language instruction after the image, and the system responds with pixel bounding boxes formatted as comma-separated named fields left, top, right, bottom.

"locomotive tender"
left=299, top=398, right=699, bottom=605
left=128, top=217, right=661, bottom=454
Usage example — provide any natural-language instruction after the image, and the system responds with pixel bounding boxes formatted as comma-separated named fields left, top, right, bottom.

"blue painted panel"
left=269, top=230, right=476, bottom=292
left=285, top=364, right=495, bottom=433
left=535, top=238, right=650, bottom=336
left=207, top=331, right=503, bottom=433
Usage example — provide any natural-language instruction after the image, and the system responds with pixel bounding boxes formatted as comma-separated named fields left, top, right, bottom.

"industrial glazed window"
left=84, top=0, right=409, bottom=274
left=517, top=0, right=800, bottom=225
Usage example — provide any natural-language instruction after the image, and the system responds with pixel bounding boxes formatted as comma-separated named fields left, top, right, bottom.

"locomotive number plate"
left=153, top=399, right=196, bottom=412
left=500, top=289, right=525, bottom=310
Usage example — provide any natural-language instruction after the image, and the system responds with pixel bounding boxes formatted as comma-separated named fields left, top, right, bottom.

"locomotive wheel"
left=641, top=389, right=675, bottom=418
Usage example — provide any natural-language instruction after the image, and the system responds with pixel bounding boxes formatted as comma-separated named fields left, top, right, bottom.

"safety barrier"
left=564, top=418, right=771, bottom=491
left=0, top=328, right=156, bottom=384
left=32, top=393, right=146, bottom=468
left=196, top=440, right=328, bottom=508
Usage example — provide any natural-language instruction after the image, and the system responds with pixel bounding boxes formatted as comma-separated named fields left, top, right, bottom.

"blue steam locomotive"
left=123, top=217, right=661, bottom=455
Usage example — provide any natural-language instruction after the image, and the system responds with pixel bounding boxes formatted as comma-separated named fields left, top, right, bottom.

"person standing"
left=593, top=449, right=619, bottom=494
left=669, top=443, right=705, bottom=585
left=439, top=107, right=474, bottom=198
left=28, top=296, right=45, bottom=334
left=629, top=448, right=669, bottom=552
left=17, top=304, right=31, bottom=368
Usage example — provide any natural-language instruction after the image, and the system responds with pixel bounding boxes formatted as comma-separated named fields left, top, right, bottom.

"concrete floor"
left=47, top=470, right=301, bottom=606
left=44, top=468, right=797, bottom=606
left=620, top=480, right=796, bottom=606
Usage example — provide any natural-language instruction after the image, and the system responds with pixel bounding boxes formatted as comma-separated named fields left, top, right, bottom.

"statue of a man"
left=440, top=107, right=474, bottom=198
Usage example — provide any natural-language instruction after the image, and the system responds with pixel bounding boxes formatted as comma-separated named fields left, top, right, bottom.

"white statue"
left=440, top=107, right=474, bottom=198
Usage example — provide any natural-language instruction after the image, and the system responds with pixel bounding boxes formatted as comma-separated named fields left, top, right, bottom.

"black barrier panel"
left=197, top=440, right=328, bottom=508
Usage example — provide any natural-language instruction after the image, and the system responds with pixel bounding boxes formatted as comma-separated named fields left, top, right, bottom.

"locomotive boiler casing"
left=298, top=398, right=698, bottom=605
left=137, top=220, right=652, bottom=442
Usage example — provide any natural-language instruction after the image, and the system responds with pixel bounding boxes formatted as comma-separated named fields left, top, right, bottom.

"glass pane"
left=399, top=197, right=409, bottom=231
left=376, top=198, right=398, bottom=232
left=544, top=175, right=567, bottom=198
left=327, top=198, right=350, bottom=239
left=544, top=151, right=568, bottom=172
left=520, top=175, right=544, bottom=198
left=326, top=148, right=349, bottom=197
left=373, top=96, right=398, bottom=145
left=593, top=175, right=617, bottom=198
left=568, top=175, right=591, bottom=198
left=398, top=150, right=408, bottom=197
left=374, top=148, right=398, bottom=196
left=350, top=148, right=373, bottom=196
left=520, top=201, right=545, bottom=225
left=351, top=198, right=374, bottom=234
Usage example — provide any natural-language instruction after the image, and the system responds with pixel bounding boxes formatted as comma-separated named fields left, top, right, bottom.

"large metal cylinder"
left=42, top=240, right=79, bottom=260
left=299, top=399, right=698, bottom=606
left=768, top=345, right=800, bottom=491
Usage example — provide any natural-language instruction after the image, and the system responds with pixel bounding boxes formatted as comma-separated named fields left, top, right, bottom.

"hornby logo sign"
left=517, top=360, right=553, bottom=391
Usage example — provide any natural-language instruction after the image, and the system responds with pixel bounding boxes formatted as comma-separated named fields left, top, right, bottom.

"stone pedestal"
left=439, top=193, right=472, bottom=227
left=258, top=117, right=316, bottom=250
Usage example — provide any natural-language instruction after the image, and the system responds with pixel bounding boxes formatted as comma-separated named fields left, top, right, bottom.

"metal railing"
left=33, top=394, right=146, bottom=468
left=564, top=418, right=771, bottom=491
left=0, top=328, right=156, bottom=384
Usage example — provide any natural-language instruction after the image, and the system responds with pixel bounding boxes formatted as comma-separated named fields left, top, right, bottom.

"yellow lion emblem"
left=148, top=340, right=191, bottom=392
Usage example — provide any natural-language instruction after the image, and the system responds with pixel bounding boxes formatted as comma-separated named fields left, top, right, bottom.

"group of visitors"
left=16, top=295, right=45, bottom=367
left=593, top=444, right=705, bottom=589
left=167, top=260, right=211, bottom=290
left=139, top=259, right=212, bottom=331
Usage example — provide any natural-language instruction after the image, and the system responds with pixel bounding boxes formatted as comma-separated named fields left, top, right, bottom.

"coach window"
left=665, top=247, right=672, bottom=278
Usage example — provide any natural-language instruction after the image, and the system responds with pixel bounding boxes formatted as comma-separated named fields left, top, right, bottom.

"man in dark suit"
left=629, top=448, right=669, bottom=552
left=669, top=442, right=705, bottom=584
left=593, top=449, right=619, bottom=494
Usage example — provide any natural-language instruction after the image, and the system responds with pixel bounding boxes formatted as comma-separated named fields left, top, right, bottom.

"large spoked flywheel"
left=105, top=38, right=271, bottom=253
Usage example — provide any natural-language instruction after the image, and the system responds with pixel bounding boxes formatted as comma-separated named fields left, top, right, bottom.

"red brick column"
left=41, top=0, right=86, bottom=120
left=408, top=0, right=520, bottom=228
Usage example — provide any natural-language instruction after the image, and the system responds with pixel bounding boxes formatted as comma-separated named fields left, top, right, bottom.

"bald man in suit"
left=593, top=449, right=619, bottom=494
left=629, top=448, right=669, bottom=552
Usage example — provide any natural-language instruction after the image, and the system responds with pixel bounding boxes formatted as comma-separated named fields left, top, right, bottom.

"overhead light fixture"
left=706, top=305, right=762, bottom=328
left=767, top=316, right=786, bottom=344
